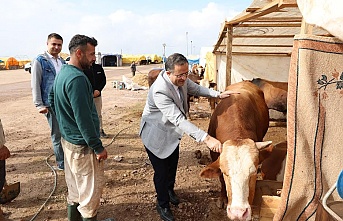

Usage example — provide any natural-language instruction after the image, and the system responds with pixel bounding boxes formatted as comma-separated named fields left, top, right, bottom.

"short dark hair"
left=48, top=33, right=63, bottom=42
left=68, top=34, right=98, bottom=54
left=165, top=53, right=188, bottom=72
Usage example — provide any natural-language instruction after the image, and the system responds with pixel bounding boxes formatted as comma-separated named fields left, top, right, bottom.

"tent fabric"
left=0, top=60, right=5, bottom=70
left=338, top=170, right=343, bottom=199
left=101, top=54, right=122, bottom=67
left=18, top=59, right=31, bottom=68
left=59, top=52, right=70, bottom=60
left=204, top=52, right=216, bottom=82
left=186, top=55, right=200, bottom=66
left=213, top=0, right=328, bottom=55
left=274, top=34, right=343, bottom=221
left=231, top=55, right=290, bottom=83
left=122, top=54, right=147, bottom=64
left=298, top=0, right=343, bottom=41
left=213, top=54, right=290, bottom=92
left=211, top=0, right=328, bottom=91
left=0, top=57, right=19, bottom=70
left=187, top=59, right=199, bottom=66
left=144, top=54, right=162, bottom=63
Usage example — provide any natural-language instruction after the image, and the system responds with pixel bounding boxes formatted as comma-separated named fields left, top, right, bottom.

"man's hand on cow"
left=218, top=90, right=240, bottom=99
left=203, top=135, right=222, bottom=153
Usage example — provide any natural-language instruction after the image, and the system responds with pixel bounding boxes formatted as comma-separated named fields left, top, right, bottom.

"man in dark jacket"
left=130, top=61, right=136, bottom=76
left=84, top=62, right=107, bottom=137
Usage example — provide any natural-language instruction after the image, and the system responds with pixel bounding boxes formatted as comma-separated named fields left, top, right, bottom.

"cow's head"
left=200, top=138, right=272, bottom=221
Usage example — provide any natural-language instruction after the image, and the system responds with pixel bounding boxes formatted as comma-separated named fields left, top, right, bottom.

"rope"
left=103, top=126, right=131, bottom=148
left=136, top=70, right=144, bottom=74
left=30, top=153, right=57, bottom=221
left=29, top=126, right=131, bottom=220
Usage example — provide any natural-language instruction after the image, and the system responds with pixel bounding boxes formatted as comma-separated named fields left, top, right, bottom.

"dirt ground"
left=0, top=65, right=287, bottom=221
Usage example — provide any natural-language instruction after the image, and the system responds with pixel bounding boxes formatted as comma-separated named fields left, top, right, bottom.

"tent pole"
left=225, top=26, right=233, bottom=88
left=300, top=18, right=313, bottom=34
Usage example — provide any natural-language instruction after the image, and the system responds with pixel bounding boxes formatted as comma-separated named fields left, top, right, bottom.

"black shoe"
left=156, top=204, right=175, bottom=221
left=168, top=190, right=180, bottom=205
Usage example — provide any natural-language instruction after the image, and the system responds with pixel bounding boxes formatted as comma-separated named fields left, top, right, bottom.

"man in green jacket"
left=49, top=34, right=113, bottom=221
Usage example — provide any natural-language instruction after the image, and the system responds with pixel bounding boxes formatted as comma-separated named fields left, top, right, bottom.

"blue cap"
left=337, top=170, right=343, bottom=199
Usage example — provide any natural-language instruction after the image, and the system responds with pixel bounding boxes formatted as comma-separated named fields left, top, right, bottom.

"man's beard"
left=80, top=56, right=91, bottom=70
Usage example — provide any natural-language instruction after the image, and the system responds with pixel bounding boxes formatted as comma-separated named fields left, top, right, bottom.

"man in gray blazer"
left=139, top=53, right=238, bottom=221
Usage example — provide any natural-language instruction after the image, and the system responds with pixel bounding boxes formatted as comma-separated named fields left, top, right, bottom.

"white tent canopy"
left=211, top=0, right=328, bottom=91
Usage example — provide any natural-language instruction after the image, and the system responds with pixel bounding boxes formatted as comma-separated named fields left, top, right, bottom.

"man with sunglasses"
left=140, top=53, right=238, bottom=221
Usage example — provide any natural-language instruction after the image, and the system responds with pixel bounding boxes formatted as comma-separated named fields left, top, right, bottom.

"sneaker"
left=100, top=129, right=108, bottom=138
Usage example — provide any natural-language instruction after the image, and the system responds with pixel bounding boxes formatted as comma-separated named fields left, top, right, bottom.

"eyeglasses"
left=172, top=72, right=189, bottom=79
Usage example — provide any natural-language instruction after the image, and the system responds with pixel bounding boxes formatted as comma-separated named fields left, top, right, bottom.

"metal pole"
left=163, top=43, right=166, bottom=57
left=190, top=41, right=192, bottom=55
left=162, top=43, right=166, bottom=66
left=186, top=32, right=188, bottom=56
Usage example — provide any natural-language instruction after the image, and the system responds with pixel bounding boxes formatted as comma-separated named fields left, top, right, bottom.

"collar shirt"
left=165, top=73, right=207, bottom=141
left=47, top=52, right=63, bottom=74
left=166, top=75, right=181, bottom=100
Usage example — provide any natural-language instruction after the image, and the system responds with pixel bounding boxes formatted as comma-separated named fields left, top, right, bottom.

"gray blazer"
left=139, top=70, right=219, bottom=159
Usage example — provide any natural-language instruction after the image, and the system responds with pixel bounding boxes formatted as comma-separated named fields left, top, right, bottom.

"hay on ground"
left=132, top=73, right=149, bottom=87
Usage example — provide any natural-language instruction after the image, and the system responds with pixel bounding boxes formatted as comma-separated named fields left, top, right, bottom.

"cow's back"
left=208, top=81, right=269, bottom=143
left=250, top=78, right=288, bottom=112
left=148, top=68, right=163, bottom=87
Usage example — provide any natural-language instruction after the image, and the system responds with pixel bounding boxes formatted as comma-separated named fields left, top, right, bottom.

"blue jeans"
left=46, top=108, right=64, bottom=168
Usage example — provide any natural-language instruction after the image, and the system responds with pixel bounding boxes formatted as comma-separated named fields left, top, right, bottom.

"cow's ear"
left=255, top=141, right=273, bottom=150
left=199, top=160, right=221, bottom=178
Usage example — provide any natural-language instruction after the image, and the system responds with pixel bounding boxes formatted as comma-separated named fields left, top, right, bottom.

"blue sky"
left=1, top=0, right=252, bottom=59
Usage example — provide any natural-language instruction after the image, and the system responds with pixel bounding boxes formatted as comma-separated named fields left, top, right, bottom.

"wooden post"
left=226, top=26, right=233, bottom=88
left=300, top=18, right=313, bottom=34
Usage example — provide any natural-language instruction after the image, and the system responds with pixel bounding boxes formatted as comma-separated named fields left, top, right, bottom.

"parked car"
left=24, top=62, right=31, bottom=73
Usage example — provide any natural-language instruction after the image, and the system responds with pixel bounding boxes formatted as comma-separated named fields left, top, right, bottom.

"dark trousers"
left=145, top=146, right=179, bottom=208
left=0, top=160, right=5, bottom=190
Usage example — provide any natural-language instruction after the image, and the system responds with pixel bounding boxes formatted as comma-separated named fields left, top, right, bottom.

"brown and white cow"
left=200, top=81, right=272, bottom=221
left=260, top=141, right=287, bottom=181
left=249, top=78, right=288, bottom=113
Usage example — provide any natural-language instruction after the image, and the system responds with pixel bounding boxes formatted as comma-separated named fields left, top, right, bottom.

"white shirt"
left=47, top=52, right=63, bottom=74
